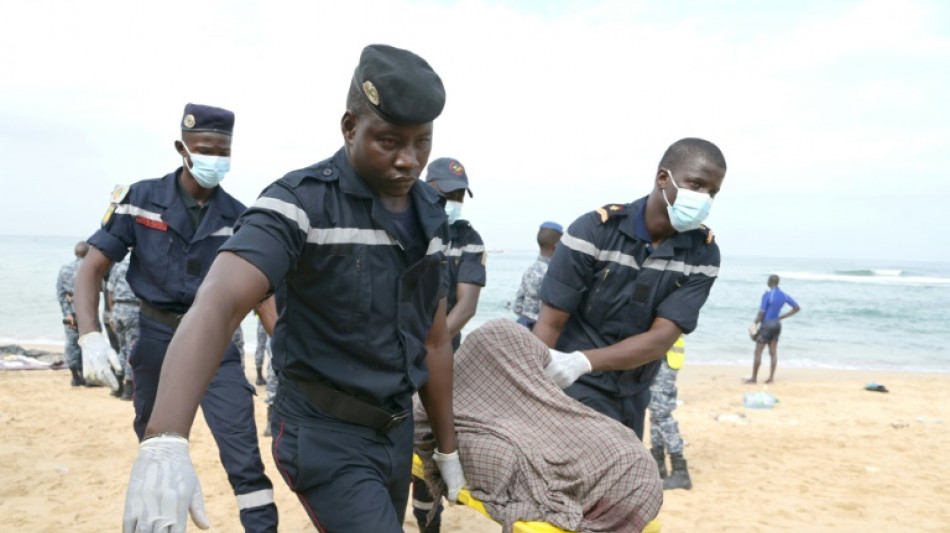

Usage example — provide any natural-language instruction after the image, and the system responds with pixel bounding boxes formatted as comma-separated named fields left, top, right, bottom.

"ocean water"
left=3, top=235, right=948, bottom=373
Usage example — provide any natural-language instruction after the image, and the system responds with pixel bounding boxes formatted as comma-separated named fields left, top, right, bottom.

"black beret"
left=353, top=44, right=445, bottom=125
left=181, top=103, right=235, bottom=135
left=425, top=157, right=473, bottom=197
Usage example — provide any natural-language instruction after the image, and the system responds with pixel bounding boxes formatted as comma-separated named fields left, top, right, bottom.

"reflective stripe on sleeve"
left=236, top=488, right=274, bottom=509
left=445, top=243, right=486, bottom=257
left=254, top=197, right=312, bottom=234
left=114, top=204, right=162, bottom=221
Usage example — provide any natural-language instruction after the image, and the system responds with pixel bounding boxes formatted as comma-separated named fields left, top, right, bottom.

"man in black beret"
left=121, top=45, right=465, bottom=533
left=75, top=103, right=279, bottom=532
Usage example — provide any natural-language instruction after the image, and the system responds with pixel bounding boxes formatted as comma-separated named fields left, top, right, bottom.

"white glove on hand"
left=122, top=435, right=210, bottom=533
left=433, top=449, right=467, bottom=502
left=545, top=349, right=592, bottom=389
left=78, top=331, right=120, bottom=390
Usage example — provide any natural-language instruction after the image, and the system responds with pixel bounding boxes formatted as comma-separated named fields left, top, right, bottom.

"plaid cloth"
left=415, top=319, right=662, bottom=533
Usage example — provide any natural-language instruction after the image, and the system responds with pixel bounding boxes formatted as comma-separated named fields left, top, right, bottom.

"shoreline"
left=11, top=341, right=948, bottom=376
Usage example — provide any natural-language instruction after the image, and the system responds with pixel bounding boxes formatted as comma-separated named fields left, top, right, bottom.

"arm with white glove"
left=73, top=246, right=119, bottom=390
left=418, top=298, right=468, bottom=502
left=122, top=435, right=209, bottom=533
left=78, top=331, right=120, bottom=390
left=433, top=449, right=467, bottom=502
left=545, top=348, right=592, bottom=388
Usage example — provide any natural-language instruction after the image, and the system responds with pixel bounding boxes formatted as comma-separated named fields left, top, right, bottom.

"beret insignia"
left=363, top=80, right=380, bottom=106
left=182, top=114, right=196, bottom=129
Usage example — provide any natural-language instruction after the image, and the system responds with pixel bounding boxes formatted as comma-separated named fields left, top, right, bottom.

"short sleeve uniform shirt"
left=87, top=169, right=246, bottom=314
left=540, top=196, right=720, bottom=397
left=220, top=148, right=450, bottom=413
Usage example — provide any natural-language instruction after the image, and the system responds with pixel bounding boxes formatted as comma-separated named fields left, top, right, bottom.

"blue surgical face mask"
left=661, top=170, right=713, bottom=232
left=444, top=200, right=463, bottom=224
left=182, top=144, right=230, bottom=189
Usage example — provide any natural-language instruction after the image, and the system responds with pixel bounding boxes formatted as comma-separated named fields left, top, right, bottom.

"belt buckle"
left=381, top=411, right=409, bottom=434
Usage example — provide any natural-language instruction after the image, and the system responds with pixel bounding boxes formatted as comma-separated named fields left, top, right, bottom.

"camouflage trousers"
left=648, top=359, right=684, bottom=454
left=111, top=304, right=140, bottom=377
left=63, top=324, right=81, bottom=370
left=264, top=341, right=276, bottom=406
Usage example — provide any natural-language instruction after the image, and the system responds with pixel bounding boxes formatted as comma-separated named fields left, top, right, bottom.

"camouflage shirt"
left=513, top=254, right=551, bottom=322
left=107, top=257, right=139, bottom=305
left=56, top=258, right=81, bottom=317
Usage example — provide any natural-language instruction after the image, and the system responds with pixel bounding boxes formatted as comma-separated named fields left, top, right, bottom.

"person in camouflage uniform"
left=513, top=221, right=563, bottom=329
left=107, top=257, right=140, bottom=400
left=254, top=317, right=268, bottom=386
left=57, top=241, right=89, bottom=386
left=649, top=335, right=691, bottom=490
left=256, top=318, right=278, bottom=437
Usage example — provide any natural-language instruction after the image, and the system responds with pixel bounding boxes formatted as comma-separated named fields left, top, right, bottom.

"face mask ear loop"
left=661, top=169, right=677, bottom=207
left=181, top=142, right=194, bottom=171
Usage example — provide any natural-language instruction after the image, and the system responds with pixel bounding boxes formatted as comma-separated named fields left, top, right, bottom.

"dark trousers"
left=271, top=396, right=413, bottom=533
left=411, top=477, right=443, bottom=533
left=129, top=315, right=278, bottom=533
left=565, top=380, right=652, bottom=440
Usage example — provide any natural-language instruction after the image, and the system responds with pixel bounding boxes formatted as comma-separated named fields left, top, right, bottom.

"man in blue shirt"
left=746, top=274, right=801, bottom=384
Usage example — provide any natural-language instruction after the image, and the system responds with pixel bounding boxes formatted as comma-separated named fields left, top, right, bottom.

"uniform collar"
left=335, top=149, right=448, bottom=241
left=622, top=194, right=693, bottom=257
left=156, top=168, right=240, bottom=241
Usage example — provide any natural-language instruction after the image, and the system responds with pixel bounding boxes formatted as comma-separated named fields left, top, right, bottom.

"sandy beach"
left=1, top=346, right=948, bottom=532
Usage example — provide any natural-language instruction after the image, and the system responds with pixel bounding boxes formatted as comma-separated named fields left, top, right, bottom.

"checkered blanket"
left=415, top=319, right=662, bottom=533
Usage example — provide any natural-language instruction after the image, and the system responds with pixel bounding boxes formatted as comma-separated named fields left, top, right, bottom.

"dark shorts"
left=755, top=320, right=782, bottom=343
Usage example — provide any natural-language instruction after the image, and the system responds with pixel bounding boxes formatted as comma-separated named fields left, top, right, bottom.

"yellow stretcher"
left=412, top=454, right=660, bottom=533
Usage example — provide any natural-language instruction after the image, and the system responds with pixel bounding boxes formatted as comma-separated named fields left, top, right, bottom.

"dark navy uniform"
left=220, top=147, right=450, bottom=532
left=445, top=220, right=486, bottom=350
left=87, top=169, right=277, bottom=532
left=539, top=196, right=720, bottom=439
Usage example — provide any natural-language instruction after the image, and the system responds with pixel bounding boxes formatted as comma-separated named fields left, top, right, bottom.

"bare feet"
left=743, top=378, right=757, bottom=384
left=764, top=379, right=774, bottom=384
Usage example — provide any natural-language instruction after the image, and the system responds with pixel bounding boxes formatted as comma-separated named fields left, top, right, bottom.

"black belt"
left=140, top=301, right=186, bottom=330
left=285, top=372, right=409, bottom=434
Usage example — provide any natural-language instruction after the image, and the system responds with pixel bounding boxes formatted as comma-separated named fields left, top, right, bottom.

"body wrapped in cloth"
left=415, top=319, right=662, bottom=533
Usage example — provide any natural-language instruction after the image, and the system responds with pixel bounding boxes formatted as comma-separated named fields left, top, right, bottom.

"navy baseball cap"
left=353, top=44, right=445, bottom=125
left=425, top=157, right=472, bottom=197
left=540, top=221, right=563, bottom=233
left=181, top=103, right=235, bottom=135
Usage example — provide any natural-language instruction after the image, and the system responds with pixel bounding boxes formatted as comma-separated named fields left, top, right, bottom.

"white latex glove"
left=78, top=331, right=120, bottom=390
left=433, top=449, right=467, bottom=502
left=545, top=349, right=592, bottom=389
left=122, top=435, right=210, bottom=533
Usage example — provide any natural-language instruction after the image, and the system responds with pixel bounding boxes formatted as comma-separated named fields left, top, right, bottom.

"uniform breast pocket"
left=308, top=244, right=368, bottom=332
left=136, top=226, right=176, bottom=289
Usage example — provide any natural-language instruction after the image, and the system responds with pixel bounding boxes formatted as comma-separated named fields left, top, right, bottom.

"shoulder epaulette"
left=285, top=164, right=339, bottom=187
left=111, top=184, right=130, bottom=204
left=594, top=204, right=627, bottom=224
left=699, top=224, right=715, bottom=245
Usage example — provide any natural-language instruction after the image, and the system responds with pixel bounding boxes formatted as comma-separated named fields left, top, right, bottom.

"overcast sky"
left=2, top=0, right=948, bottom=262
